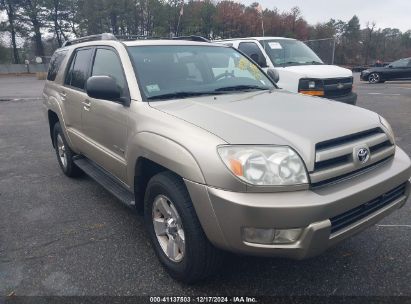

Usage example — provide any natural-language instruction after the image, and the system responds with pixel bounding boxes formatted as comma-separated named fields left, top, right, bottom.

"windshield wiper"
left=282, top=61, right=323, bottom=66
left=147, top=91, right=223, bottom=101
left=214, top=85, right=270, bottom=92
left=283, top=61, right=302, bottom=66
left=305, top=61, right=324, bottom=65
left=147, top=86, right=271, bottom=100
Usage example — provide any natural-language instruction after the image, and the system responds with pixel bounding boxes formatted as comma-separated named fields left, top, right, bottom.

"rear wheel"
left=53, top=122, right=83, bottom=177
left=144, top=171, right=223, bottom=283
left=368, top=73, right=381, bottom=84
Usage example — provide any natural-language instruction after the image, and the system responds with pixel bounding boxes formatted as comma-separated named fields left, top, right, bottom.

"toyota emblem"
left=357, top=148, right=370, bottom=164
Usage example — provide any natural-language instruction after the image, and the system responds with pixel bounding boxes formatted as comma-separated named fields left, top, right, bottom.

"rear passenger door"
left=62, top=47, right=94, bottom=146
left=405, top=59, right=411, bottom=79
left=81, top=47, right=129, bottom=182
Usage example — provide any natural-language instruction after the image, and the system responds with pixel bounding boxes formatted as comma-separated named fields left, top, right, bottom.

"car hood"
left=280, top=64, right=353, bottom=79
left=363, top=67, right=388, bottom=73
left=150, top=90, right=381, bottom=170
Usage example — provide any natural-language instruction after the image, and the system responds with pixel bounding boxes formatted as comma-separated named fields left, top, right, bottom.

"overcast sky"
left=241, top=0, right=411, bottom=31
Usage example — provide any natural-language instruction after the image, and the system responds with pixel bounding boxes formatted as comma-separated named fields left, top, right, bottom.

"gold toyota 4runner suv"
left=43, top=34, right=411, bottom=283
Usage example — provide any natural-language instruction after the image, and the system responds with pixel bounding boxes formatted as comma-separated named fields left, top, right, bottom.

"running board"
left=74, top=157, right=135, bottom=209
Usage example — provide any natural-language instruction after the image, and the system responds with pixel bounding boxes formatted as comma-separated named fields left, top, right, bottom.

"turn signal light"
left=299, top=90, right=325, bottom=96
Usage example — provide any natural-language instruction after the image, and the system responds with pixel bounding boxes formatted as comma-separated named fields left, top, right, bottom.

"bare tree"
left=46, top=0, right=69, bottom=46
left=0, top=0, right=21, bottom=63
left=364, top=21, right=376, bottom=65
left=18, top=0, right=46, bottom=57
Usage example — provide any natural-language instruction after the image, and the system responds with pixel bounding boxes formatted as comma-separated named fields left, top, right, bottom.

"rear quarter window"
left=47, top=50, right=68, bottom=81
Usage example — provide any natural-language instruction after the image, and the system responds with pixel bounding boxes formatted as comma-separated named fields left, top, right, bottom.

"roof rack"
left=116, top=35, right=209, bottom=42
left=115, top=35, right=164, bottom=41
left=62, top=33, right=117, bottom=47
left=172, top=36, right=210, bottom=43
left=61, top=34, right=210, bottom=47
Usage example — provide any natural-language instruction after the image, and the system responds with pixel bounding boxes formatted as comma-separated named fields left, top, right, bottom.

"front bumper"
left=185, top=147, right=411, bottom=259
left=327, top=92, right=357, bottom=105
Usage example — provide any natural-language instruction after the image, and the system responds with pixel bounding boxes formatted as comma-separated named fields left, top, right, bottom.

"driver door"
left=81, top=47, right=130, bottom=182
left=238, top=41, right=269, bottom=71
left=387, top=59, right=409, bottom=79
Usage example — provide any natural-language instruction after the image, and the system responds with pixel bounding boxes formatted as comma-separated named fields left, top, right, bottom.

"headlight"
left=308, top=80, right=316, bottom=89
left=298, top=78, right=324, bottom=96
left=379, top=115, right=395, bottom=144
left=217, top=146, right=309, bottom=186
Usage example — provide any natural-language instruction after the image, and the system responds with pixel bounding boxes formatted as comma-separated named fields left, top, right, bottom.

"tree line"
left=1, top=0, right=410, bottom=65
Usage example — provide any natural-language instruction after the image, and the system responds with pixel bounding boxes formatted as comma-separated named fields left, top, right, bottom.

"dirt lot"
left=0, top=75, right=410, bottom=296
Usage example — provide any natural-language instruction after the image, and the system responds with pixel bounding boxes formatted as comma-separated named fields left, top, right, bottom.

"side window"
left=47, top=50, right=68, bottom=81
left=238, top=42, right=266, bottom=66
left=92, top=48, right=126, bottom=95
left=391, top=59, right=408, bottom=68
left=65, top=48, right=93, bottom=90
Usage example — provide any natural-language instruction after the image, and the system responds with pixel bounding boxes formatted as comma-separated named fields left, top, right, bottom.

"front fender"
left=126, top=132, right=206, bottom=187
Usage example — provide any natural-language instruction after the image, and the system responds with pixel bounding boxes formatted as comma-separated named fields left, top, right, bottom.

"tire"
left=53, top=122, right=83, bottom=177
left=144, top=171, right=224, bottom=283
left=368, top=72, right=381, bottom=84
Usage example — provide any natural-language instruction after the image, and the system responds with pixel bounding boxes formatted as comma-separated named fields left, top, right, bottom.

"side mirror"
left=267, top=68, right=280, bottom=83
left=86, top=76, right=121, bottom=102
left=250, top=53, right=268, bottom=68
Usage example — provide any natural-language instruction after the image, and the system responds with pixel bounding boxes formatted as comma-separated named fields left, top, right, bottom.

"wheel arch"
left=48, top=110, right=60, bottom=148
left=128, top=132, right=206, bottom=206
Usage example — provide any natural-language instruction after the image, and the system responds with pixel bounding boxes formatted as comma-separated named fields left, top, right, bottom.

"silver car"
left=42, top=34, right=411, bottom=283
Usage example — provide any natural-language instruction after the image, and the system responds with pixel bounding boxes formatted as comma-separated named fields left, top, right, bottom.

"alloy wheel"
left=369, top=73, right=380, bottom=83
left=152, top=195, right=185, bottom=262
left=56, top=134, right=68, bottom=169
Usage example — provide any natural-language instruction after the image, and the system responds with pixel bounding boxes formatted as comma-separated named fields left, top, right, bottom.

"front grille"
left=323, top=77, right=353, bottom=98
left=325, top=88, right=352, bottom=98
left=311, top=128, right=395, bottom=187
left=330, top=183, right=407, bottom=234
left=324, top=77, right=353, bottom=86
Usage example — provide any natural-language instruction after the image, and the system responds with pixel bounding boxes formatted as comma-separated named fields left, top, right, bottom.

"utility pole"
left=176, top=0, right=184, bottom=36
left=256, top=3, right=264, bottom=37
left=261, top=16, right=265, bottom=37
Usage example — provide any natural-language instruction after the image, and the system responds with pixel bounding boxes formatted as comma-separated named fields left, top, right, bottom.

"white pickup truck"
left=216, top=37, right=357, bottom=105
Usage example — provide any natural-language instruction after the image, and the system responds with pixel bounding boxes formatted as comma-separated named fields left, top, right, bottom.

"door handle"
left=59, top=91, right=67, bottom=101
left=82, top=99, right=91, bottom=111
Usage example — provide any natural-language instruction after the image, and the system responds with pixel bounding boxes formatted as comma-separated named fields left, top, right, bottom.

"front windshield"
left=127, top=45, right=275, bottom=101
left=260, top=39, right=323, bottom=67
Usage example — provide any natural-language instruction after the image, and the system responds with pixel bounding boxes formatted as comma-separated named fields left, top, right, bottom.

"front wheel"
left=144, top=171, right=224, bottom=283
left=368, top=72, right=382, bottom=84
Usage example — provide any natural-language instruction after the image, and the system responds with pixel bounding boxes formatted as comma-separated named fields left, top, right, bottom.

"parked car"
left=216, top=37, right=357, bottom=105
left=352, top=65, right=370, bottom=73
left=361, top=57, right=411, bottom=83
left=43, top=34, right=411, bottom=283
